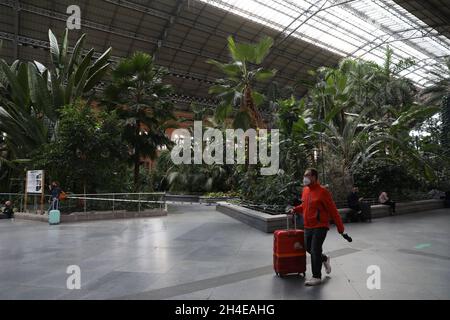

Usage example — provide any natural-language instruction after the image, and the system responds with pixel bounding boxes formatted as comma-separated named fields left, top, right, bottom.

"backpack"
left=59, top=191, right=67, bottom=201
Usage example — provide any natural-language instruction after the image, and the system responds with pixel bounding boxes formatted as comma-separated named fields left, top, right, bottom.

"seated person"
left=347, top=187, right=371, bottom=222
left=379, top=191, right=396, bottom=215
left=1, top=201, right=14, bottom=219
left=428, top=189, right=445, bottom=200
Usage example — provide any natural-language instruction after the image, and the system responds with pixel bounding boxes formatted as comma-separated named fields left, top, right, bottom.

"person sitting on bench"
left=347, top=187, right=371, bottom=222
left=1, top=201, right=14, bottom=220
left=379, top=191, right=396, bottom=216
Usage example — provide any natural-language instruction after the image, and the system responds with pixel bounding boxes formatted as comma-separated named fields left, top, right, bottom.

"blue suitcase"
left=49, top=210, right=60, bottom=225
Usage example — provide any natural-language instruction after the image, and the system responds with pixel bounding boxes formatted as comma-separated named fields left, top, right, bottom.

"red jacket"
left=293, top=183, right=345, bottom=234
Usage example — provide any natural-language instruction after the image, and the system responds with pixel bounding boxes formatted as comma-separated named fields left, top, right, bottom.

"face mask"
left=303, top=177, right=311, bottom=186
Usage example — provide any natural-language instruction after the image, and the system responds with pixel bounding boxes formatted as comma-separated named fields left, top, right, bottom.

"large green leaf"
left=324, top=104, right=346, bottom=123
left=215, top=100, right=233, bottom=123
left=60, top=29, right=69, bottom=76
left=391, top=105, right=440, bottom=131
left=254, top=68, right=275, bottom=81
left=64, top=74, right=75, bottom=105
left=0, top=59, right=27, bottom=108
left=235, top=42, right=256, bottom=63
left=227, top=36, right=239, bottom=62
left=208, top=84, right=230, bottom=95
left=48, top=29, right=60, bottom=70
left=28, top=63, right=53, bottom=118
left=88, top=47, right=112, bottom=79
left=50, top=72, right=64, bottom=108
left=74, top=65, right=90, bottom=98
left=84, top=63, right=110, bottom=92
left=254, top=36, right=273, bottom=64
left=251, top=91, right=265, bottom=107
left=68, top=34, right=86, bottom=77
left=74, top=49, right=94, bottom=84
left=17, top=62, right=30, bottom=108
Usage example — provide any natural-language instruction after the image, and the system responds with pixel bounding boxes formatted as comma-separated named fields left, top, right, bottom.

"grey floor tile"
left=1, top=207, right=449, bottom=300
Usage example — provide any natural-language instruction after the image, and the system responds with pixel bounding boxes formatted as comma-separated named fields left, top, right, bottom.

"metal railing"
left=0, top=192, right=167, bottom=215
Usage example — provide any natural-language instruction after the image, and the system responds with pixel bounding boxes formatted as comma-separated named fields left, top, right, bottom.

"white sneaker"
left=323, top=256, right=331, bottom=274
left=305, top=277, right=322, bottom=286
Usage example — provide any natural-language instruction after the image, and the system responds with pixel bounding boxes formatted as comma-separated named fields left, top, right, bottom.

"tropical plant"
left=104, top=52, right=176, bottom=190
left=0, top=29, right=112, bottom=190
left=275, top=96, right=314, bottom=179
left=32, top=101, right=128, bottom=194
left=309, top=47, right=416, bottom=129
left=420, top=56, right=450, bottom=153
left=420, top=57, right=450, bottom=106
left=46, top=29, right=112, bottom=111
left=151, top=150, right=234, bottom=193
left=317, top=111, right=384, bottom=187
left=207, top=36, right=276, bottom=129
left=0, top=60, right=51, bottom=165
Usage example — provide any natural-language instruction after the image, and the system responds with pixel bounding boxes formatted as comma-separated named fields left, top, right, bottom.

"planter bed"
left=216, top=199, right=445, bottom=233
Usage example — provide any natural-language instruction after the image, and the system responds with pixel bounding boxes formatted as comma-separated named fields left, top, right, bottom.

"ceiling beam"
left=153, top=0, right=184, bottom=62
left=12, top=0, right=19, bottom=60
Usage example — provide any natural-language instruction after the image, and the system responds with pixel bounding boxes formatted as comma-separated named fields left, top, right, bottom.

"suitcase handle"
left=51, top=198, right=59, bottom=211
left=286, top=212, right=297, bottom=231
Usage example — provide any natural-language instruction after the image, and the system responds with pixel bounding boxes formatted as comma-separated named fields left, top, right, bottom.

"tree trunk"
left=244, top=86, right=266, bottom=129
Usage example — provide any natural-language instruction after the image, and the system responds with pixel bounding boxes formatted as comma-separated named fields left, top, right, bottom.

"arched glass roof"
left=199, top=0, right=450, bottom=87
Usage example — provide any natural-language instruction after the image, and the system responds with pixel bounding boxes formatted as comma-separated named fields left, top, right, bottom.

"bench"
left=216, top=199, right=446, bottom=233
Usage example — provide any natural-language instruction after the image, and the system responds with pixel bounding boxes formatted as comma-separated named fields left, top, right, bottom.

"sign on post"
left=25, top=170, right=45, bottom=214
left=26, top=170, right=44, bottom=194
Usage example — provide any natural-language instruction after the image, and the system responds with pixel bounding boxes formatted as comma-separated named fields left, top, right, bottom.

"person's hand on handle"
left=285, top=205, right=295, bottom=216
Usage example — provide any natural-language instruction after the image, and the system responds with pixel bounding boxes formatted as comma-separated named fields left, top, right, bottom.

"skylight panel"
left=198, top=0, right=450, bottom=86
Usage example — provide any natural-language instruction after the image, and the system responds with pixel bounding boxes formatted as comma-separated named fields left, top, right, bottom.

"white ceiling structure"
left=199, top=0, right=450, bottom=87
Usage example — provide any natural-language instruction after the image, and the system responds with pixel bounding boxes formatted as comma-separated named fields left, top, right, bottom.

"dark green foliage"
left=105, top=52, right=176, bottom=190
left=353, top=162, right=422, bottom=200
left=441, top=95, right=450, bottom=154
left=32, top=102, right=128, bottom=193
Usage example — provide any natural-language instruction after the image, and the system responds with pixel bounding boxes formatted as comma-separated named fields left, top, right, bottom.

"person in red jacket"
left=290, top=168, right=345, bottom=286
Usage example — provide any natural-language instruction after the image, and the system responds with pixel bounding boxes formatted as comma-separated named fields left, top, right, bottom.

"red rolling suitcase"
left=273, top=214, right=306, bottom=277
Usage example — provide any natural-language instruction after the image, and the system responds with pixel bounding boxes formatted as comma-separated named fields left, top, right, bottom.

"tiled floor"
left=0, top=204, right=449, bottom=300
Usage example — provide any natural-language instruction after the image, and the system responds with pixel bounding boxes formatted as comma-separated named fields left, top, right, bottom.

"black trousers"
left=381, top=200, right=396, bottom=214
left=348, top=202, right=371, bottom=222
left=305, top=228, right=328, bottom=279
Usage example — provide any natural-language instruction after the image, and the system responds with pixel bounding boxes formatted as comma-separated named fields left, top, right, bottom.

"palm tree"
left=420, top=57, right=450, bottom=105
left=208, top=36, right=276, bottom=130
left=105, top=52, right=175, bottom=190
left=420, top=57, right=450, bottom=152
left=318, top=111, right=384, bottom=187
left=309, top=48, right=416, bottom=129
